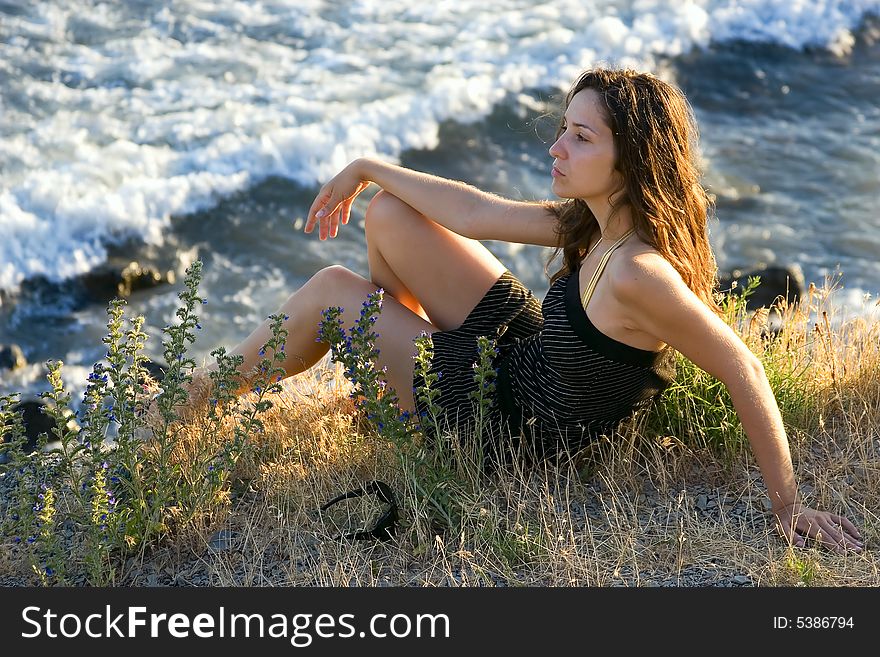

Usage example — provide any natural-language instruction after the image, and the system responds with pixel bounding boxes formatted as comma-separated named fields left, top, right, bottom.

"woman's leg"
left=193, top=265, right=438, bottom=414
left=364, top=190, right=508, bottom=331
left=183, top=190, right=508, bottom=417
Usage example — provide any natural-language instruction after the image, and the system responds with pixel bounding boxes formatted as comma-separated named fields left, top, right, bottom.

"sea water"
left=1, top=0, right=879, bottom=405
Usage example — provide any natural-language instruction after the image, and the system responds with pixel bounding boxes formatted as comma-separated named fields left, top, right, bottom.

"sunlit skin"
left=549, top=88, right=623, bottom=224
left=158, top=70, right=863, bottom=555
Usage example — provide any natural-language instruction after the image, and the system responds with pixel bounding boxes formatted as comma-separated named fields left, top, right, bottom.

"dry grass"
left=107, top=279, right=880, bottom=587
left=3, top=278, right=878, bottom=587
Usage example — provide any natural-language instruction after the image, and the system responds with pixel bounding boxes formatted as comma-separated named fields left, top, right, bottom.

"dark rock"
left=121, top=261, right=176, bottom=296
left=717, top=265, right=805, bottom=311
left=1, top=275, right=82, bottom=319
left=0, top=344, right=27, bottom=371
left=5, top=259, right=177, bottom=317
left=80, top=261, right=176, bottom=304
left=1, top=399, right=52, bottom=457
left=141, top=359, right=167, bottom=384
left=208, top=529, right=238, bottom=552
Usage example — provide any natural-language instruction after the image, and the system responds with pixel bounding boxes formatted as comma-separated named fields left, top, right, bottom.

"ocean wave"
left=1, top=0, right=878, bottom=294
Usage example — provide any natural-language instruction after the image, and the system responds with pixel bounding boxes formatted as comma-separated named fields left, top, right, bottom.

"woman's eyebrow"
left=572, top=121, right=598, bottom=136
left=562, top=114, right=599, bottom=136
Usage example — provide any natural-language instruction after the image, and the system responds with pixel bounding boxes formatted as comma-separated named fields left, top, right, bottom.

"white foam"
left=1, top=0, right=879, bottom=295
left=0, top=359, right=93, bottom=411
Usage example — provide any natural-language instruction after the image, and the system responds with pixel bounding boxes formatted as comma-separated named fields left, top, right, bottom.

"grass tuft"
left=1, top=266, right=877, bottom=586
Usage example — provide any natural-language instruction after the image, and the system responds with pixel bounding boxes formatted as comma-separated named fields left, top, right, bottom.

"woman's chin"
left=550, top=185, right=573, bottom=200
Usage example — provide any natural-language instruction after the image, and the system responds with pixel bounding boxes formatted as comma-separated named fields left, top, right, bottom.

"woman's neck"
left=591, top=205, right=634, bottom=243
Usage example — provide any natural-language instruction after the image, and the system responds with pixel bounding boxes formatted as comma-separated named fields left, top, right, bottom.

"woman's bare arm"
left=614, top=253, right=863, bottom=552
left=305, top=158, right=559, bottom=246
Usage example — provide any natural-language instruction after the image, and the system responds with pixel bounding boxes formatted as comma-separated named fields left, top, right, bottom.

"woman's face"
left=549, top=88, right=621, bottom=204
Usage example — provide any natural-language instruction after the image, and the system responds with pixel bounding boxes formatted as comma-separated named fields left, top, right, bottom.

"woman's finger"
left=776, top=515, right=805, bottom=548
left=316, top=197, right=342, bottom=240
left=820, top=517, right=863, bottom=552
left=830, top=513, right=862, bottom=541
left=305, top=187, right=333, bottom=233
left=788, top=526, right=806, bottom=548
left=340, top=196, right=357, bottom=225
left=318, top=197, right=340, bottom=221
left=338, top=183, right=367, bottom=227
left=801, top=515, right=863, bottom=553
left=329, top=207, right=341, bottom=238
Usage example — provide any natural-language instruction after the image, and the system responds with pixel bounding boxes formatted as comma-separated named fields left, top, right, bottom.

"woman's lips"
left=551, top=166, right=565, bottom=178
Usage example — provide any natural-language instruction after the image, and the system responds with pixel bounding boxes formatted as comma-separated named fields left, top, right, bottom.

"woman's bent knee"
left=311, top=264, right=356, bottom=287
left=284, top=265, right=358, bottom=309
left=364, top=190, right=417, bottom=233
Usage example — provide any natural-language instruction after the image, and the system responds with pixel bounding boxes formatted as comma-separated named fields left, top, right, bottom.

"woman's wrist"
left=351, top=157, right=377, bottom=182
left=772, top=500, right=799, bottom=514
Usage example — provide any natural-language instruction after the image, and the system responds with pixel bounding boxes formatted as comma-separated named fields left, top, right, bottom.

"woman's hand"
left=304, top=160, right=371, bottom=240
left=774, top=502, right=863, bottom=553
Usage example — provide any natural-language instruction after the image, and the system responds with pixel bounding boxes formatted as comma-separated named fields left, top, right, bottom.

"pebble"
left=208, top=529, right=237, bottom=552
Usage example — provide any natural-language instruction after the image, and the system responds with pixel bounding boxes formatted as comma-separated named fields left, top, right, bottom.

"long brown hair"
left=545, top=68, right=721, bottom=312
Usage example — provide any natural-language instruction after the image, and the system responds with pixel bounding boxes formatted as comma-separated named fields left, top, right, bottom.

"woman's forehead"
left=566, top=89, right=609, bottom=134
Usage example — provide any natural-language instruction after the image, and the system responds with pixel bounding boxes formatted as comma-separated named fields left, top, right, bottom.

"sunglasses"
left=319, top=480, right=399, bottom=542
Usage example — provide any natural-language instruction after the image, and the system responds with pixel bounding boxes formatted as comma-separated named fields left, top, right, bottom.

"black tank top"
left=496, top=233, right=675, bottom=453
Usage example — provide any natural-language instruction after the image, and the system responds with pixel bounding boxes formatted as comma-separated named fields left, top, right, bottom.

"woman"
left=188, top=68, right=862, bottom=553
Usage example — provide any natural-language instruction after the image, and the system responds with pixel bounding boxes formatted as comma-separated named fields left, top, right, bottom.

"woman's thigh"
left=364, top=190, right=508, bottom=332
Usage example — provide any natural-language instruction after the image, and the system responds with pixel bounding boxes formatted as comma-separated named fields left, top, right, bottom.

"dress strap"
left=581, top=228, right=635, bottom=310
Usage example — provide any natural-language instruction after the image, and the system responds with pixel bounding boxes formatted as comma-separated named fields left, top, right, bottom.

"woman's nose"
left=548, top=135, right=565, bottom=159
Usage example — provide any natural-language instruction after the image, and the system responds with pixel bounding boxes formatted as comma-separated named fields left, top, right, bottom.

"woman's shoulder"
left=612, top=238, right=676, bottom=274
left=607, top=239, right=687, bottom=300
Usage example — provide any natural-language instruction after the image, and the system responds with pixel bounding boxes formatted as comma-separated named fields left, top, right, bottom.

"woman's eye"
left=562, top=124, right=586, bottom=142
left=559, top=123, right=587, bottom=142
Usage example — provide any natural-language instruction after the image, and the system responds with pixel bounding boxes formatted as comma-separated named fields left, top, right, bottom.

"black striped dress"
left=412, top=267, right=675, bottom=463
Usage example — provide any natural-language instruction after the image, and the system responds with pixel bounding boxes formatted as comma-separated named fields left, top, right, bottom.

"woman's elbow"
left=719, top=350, right=765, bottom=390
left=735, top=353, right=770, bottom=395
left=745, top=352, right=765, bottom=376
